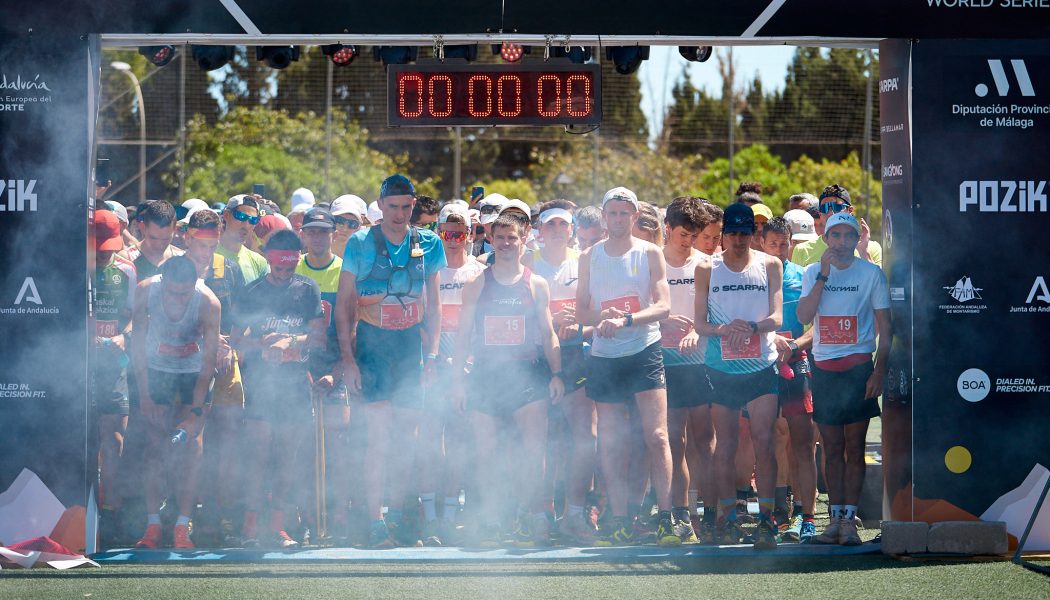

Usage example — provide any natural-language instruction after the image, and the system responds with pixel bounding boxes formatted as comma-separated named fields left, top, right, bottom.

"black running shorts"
left=811, top=360, right=881, bottom=426
left=586, top=341, right=666, bottom=404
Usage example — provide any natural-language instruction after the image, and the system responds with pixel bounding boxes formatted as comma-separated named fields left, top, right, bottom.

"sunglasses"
left=439, top=230, right=468, bottom=242
left=333, top=216, right=361, bottom=229
left=419, top=221, right=438, bottom=231
left=819, top=202, right=849, bottom=215
left=479, top=205, right=500, bottom=215
left=230, top=209, right=260, bottom=225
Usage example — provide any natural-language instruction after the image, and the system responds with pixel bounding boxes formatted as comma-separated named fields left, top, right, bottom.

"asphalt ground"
left=2, top=558, right=1048, bottom=599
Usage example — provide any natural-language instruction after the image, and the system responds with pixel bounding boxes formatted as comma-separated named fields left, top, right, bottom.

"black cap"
left=819, top=184, right=852, bottom=205
left=723, top=202, right=756, bottom=234
left=301, top=207, right=335, bottom=230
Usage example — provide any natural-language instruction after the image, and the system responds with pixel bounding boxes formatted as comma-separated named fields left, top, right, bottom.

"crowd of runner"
left=91, top=174, right=890, bottom=551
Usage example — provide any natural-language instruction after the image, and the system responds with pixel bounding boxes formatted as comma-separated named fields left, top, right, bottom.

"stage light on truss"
left=441, top=44, right=479, bottom=61
left=321, top=44, right=358, bottom=66
left=191, top=45, right=235, bottom=71
left=605, top=46, right=650, bottom=75
left=551, top=46, right=591, bottom=64
left=138, top=46, right=176, bottom=67
left=256, top=46, right=301, bottom=70
left=372, top=46, right=418, bottom=65
left=679, top=46, right=713, bottom=63
left=493, top=42, right=528, bottom=63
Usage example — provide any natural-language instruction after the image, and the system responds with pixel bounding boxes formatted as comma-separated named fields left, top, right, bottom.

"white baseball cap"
left=438, top=203, right=470, bottom=224
left=290, top=187, right=316, bottom=213
left=539, top=207, right=573, bottom=225
left=367, top=200, right=383, bottom=224
left=478, top=193, right=509, bottom=224
left=500, top=199, right=532, bottom=219
left=104, top=200, right=129, bottom=225
left=784, top=209, right=818, bottom=241
left=601, top=187, right=639, bottom=210
left=824, top=212, right=861, bottom=237
left=331, top=194, right=367, bottom=218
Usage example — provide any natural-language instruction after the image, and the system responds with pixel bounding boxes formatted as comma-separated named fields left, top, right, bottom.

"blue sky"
left=637, top=45, right=797, bottom=138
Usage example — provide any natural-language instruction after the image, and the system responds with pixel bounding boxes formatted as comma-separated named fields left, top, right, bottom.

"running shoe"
left=782, top=514, right=803, bottom=543
left=799, top=520, right=817, bottom=543
left=390, top=519, right=422, bottom=547
left=735, top=499, right=756, bottom=524
left=672, top=508, right=698, bottom=544
left=774, top=508, right=791, bottom=533
left=656, top=513, right=682, bottom=547
left=173, top=523, right=195, bottom=549
left=367, top=519, right=396, bottom=549
left=753, top=517, right=778, bottom=550
left=523, top=513, right=551, bottom=548
left=561, top=513, right=600, bottom=546
left=268, top=530, right=300, bottom=549
left=698, top=517, right=718, bottom=545
left=813, top=517, right=842, bottom=545
left=421, top=521, right=443, bottom=547
left=595, top=517, right=635, bottom=547
left=716, top=521, right=746, bottom=545
left=630, top=515, right=656, bottom=544
left=135, top=524, right=162, bottom=549
left=474, top=521, right=503, bottom=548
left=838, top=517, right=863, bottom=546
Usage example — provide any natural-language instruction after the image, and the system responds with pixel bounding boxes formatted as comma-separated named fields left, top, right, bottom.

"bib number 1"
left=819, top=315, right=858, bottom=345
left=484, top=315, right=525, bottom=346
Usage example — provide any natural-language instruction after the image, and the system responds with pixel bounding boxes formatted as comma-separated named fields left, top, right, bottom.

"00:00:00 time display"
left=395, top=72, right=595, bottom=119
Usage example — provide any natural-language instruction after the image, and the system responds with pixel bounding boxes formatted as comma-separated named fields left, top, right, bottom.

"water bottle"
left=170, top=428, right=188, bottom=445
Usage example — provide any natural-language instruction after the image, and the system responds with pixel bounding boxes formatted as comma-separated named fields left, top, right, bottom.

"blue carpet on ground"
left=92, top=542, right=880, bottom=563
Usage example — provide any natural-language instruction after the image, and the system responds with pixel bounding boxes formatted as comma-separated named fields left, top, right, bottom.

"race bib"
left=721, top=335, right=761, bottom=360
left=441, top=304, right=462, bottom=333
left=550, top=298, right=576, bottom=315
left=158, top=342, right=201, bottom=358
left=380, top=301, right=422, bottom=330
left=96, top=320, right=119, bottom=338
left=484, top=315, right=525, bottom=346
left=819, top=315, right=858, bottom=345
left=600, top=295, right=641, bottom=314
left=776, top=330, right=794, bottom=340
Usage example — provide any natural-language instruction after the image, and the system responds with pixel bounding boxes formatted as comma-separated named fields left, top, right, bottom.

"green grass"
left=2, top=559, right=1048, bottom=600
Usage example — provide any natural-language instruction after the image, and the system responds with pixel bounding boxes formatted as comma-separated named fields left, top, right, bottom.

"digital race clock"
left=387, top=62, right=601, bottom=127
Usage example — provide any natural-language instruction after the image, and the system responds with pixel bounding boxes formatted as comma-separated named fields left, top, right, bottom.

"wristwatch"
left=624, top=313, right=634, bottom=327
left=816, top=272, right=830, bottom=283
left=748, top=320, right=758, bottom=334
left=551, top=371, right=563, bottom=379
left=788, top=340, right=799, bottom=354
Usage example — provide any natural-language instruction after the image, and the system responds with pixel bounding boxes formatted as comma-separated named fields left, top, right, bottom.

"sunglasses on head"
left=333, top=215, right=361, bottom=229
left=230, top=209, right=260, bottom=225
left=819, top=202, right=849, bottom=215
left=439, top=230, right=468, bottom=242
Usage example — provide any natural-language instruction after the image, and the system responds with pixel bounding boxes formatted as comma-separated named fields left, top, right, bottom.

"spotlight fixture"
left=679, top=46, right=713, bottom=63
left=372, top=46, right=418, bottom=65
left=191, top=45, right=235, bottom=71
left=138, top=45, right=176, bottom=67
left=551, top=46, right=591, bottom=64
left=256, top=46, right=301, bottom=70
left=493, top=42, right=528, bottom=63
left=605, top=46, right=650, bottom=75
left=321, top=44, right=358, bottom=66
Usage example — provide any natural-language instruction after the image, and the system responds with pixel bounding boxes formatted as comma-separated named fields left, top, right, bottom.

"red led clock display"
left=388, top=62, right=601, bottom=127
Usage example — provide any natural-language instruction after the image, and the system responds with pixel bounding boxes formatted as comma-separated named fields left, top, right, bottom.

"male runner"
left=93, top=210, right=137, bottom=547
left=574, top=206, right=606, bottom=251
left=410, top=195, right=440, bottom=230
left=760, top=217, right=818, bottom=543
left=576, top=187, right=677, bottom=547
left=234, top=230, right=325, bottom=548
left=787, top=192, right=818, bottom=213
left=452, top=212, right=564, bottom=546
left=182, top=209, right=248, bottom=546
left=132, top=256, right=221, bottom=549
left=660, top=197, right=716, bottom=544
left=132, top=200, right=183, bottom=280
left=295, top=207, right=352, bottom=541
left=796, top=212, right=891, bottom=546
left=330, top=194, right=367, bottom=259
left=694, top=202, right=784, bottom=549
left=525, top=200, right=599, bottom=544
left=692, top=203, right=723, bottom=255
left=220, top=195, right=269, bottom=284
left=791, top=185, right=882, bottom=267
left=336, top=174, right=446, bottom=548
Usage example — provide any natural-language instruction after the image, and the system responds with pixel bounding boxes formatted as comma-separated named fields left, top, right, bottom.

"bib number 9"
left=818, top=315, right=858, bottom=345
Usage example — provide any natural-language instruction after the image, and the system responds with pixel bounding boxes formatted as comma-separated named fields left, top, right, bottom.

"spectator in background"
left=574, top=205, right=606, bottom=251
left=411, top=195, right=440, bottom=231
left=288, top=187, right=316, bottom=231
left=253, top=215, right=291, bottom=251
left=788, top=193, right=818, bottom=212
left=634, top=202, right=664, bottom=247
left=736, top=182, right=764, bottom=207
left=331, top=194, right=368, bottom=259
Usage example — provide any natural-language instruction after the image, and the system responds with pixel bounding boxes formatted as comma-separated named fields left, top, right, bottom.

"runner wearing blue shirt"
left=335, top=174, right=447, bottom=548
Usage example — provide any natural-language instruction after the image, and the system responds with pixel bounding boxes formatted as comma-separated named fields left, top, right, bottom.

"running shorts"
left=355, top=321, right=423, bottom=408
left=811, top=360, right=880, bottom=426
left=707, top=365, right=779, bottom=411
left=666, top=364, right=714, bottom=410
left=586, top=341, right=666, bottom=404
left=469, top=358, right=551, bottom=418
left=778, top=357, right=813, bottom=418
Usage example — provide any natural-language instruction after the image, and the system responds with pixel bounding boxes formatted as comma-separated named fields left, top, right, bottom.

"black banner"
left=911, top=39, right=1050, bottom=532
left=878, top=39, right=915, bottom=522
left=0, top=34, right=93, bottom=512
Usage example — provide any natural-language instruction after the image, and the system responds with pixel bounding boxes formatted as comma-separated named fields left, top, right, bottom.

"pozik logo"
left=0, top=179, right=38, bottom=212
left=974, top=59, right=1035, bottom=98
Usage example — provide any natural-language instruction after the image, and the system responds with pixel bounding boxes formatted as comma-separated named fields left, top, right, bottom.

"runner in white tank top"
left=576, top=187, right=677, bottom=547
left=660, top=197, right=720, bottom=543
left=694, top=202, right=783, bottom=549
